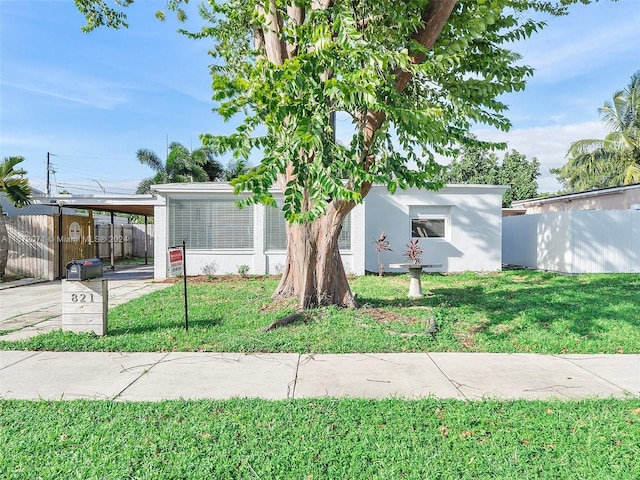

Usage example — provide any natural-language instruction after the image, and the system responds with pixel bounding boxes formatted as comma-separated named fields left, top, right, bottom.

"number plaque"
left=61, top=279, right=108, bottom=336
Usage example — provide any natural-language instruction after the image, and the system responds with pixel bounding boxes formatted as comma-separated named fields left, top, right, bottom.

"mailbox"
left=66, top=258, right=104, bottom=281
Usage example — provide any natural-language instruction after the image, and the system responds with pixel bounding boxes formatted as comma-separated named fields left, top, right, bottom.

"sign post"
left=168, top=243, right=188, bottom=331
left=182, top=240, right=188, bottom=332
left=61, top=279, right=108, bottom=336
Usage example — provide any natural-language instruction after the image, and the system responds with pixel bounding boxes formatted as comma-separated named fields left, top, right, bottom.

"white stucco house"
left=151, top=183, right=507, bottom=279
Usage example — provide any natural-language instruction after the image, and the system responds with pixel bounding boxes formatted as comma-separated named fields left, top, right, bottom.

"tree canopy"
left=439, top=143, right=540, bottom=207
left=77, top=0, right=595, bottom=309
left=552, top=71, right=640, bottom=192
left=80, top=0, right=590, bottom=214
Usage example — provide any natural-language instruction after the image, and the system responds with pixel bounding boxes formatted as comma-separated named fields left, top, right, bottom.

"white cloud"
left=2, top=65, right=132, bottom=110
left=474, top=121, right=608, bottom=193
left=516, top=4, right=640, bottom=83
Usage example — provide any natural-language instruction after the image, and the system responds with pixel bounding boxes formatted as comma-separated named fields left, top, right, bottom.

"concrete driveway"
left=0, top=265, right=171, bottom=341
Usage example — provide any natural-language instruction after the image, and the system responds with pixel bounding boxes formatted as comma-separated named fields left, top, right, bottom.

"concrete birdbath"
left=389, top=263, right=443, bottom=298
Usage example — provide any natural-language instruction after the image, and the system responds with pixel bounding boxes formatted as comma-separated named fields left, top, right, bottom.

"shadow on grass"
left=356, top=273, right=640, bottom=340
left=108, top=317, right=223, bottom=336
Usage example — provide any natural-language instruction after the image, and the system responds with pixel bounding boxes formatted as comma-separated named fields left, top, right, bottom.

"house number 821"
left=71, top=293, right=94, bottom=303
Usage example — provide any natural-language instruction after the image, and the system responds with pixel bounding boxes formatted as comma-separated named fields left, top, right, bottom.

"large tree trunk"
left=260, top=1, right=456, bottom=311
left=273, top=201, right=356, bottom=309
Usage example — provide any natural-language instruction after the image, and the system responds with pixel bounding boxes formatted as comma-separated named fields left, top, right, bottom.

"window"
left=409, top=206, right=450, bottom=240
left=265, top=206, right=352, bottom=251
left=169, top=199, right=253, bottom=250
left=338, top=213, right=351, bottom=250
left=411, top=218, right=445, bottom=238
left=265, top=206, right=287, bottom=251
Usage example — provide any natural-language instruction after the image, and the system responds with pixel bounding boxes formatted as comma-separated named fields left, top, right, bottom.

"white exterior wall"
left=502, top=210, right=640, bottom=273
left=364, top=185, right=506, bottom=273
left=152, top=186, right=366, bottom=279
left=153, top=183, right=506, bottom=279
left=153, top=201, right=168, bottom=279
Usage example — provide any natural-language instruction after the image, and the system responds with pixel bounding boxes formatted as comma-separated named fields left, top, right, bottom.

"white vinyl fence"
left=503, top=210, right=640, bottom=273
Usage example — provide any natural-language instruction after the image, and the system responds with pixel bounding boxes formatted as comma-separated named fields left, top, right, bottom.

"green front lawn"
left=2, top=398, right=639, bottom=479
left=2, top=270, right=639, bottom=353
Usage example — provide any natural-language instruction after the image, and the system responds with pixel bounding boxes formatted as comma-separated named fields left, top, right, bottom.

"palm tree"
left=136, top=142, right=225, bottom=194
left=555, top=72, right=640, bottom=192
left=223, top=158, right=250, bottom=181
left=0, top=156, right=32, bottom=278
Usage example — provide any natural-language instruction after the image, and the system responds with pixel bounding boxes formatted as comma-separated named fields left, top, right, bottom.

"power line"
left=55, top=182, right=138, bottom=195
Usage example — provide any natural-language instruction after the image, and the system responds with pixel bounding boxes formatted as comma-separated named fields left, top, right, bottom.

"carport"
left=30, top=194, right=159, bottom=279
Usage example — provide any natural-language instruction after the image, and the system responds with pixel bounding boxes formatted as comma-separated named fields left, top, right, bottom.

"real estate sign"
left=168, top=247, right=184, bottom=277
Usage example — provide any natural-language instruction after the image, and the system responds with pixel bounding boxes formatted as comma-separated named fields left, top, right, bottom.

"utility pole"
left=47, top=152, right=50, bottom=196
left=46, top=152, right=56, bottom=196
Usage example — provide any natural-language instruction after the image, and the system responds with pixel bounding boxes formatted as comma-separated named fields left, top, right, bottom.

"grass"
left=3, top=271, right=638, bottom=478
left=2, top=269, right=639, bottom=354
left=1, top=398, right=639, bottom=479
left=0, top=274, right=23, bottom=284
left=114, top=256, right=152, bottom=268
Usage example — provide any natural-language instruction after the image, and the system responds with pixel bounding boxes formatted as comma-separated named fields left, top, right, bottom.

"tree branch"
left=358, top=0, right=457, bottom=168
left=256, top=1, right=287, bottom=65
left=395, top=0, right=457, bottom=93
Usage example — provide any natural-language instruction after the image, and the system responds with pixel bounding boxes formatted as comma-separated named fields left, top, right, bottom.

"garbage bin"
left=66, top=258, right=104, bottom=281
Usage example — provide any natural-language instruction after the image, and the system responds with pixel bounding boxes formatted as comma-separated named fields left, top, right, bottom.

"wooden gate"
left=54, top=214, right=95, bottom=278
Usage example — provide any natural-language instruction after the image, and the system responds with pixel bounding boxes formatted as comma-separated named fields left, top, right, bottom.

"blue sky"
left=1, top=0, right=639, bottom=196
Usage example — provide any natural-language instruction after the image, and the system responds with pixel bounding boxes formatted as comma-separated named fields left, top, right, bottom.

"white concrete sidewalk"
left=1, top=351, right=638, bottom=402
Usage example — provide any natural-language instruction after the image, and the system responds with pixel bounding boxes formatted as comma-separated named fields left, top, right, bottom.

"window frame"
left=409, top=206, right=451, bottom=241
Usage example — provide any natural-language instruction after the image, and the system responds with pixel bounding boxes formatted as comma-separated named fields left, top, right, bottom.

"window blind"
left=170, top=199, right=253, bottom=250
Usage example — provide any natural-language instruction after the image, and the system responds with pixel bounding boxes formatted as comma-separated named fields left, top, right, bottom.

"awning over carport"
left=30, top=194, right=158, bottom=216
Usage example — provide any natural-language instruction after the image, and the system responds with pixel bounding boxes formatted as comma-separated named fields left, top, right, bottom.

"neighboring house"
left=152, top=183, right=507, bottom=279
left=1, top=189, right=77, bottom=216
left=503, top=184, right=640, bottom=273
left=511, top=183, right=640, bottom=214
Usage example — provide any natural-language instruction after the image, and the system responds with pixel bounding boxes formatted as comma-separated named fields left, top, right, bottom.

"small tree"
left=224, top=159, right=250, bottom=181
left=372, top=231, right=392, bottom=276
left=552, top=71, right=640, bottom=192
left=403, top=240, right=423, bottom=265
left=136, top=142, right=224, bottom=194
left=0, top=157, right=32, bottom=278
left=439, top=141, right=540, bottom=207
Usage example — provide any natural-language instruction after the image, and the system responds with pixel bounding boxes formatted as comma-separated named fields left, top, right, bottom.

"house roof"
left=512, top=183, right=640, bottom=208
left=30, top=194, right=158, bottom=216
left=151, top=182, right=509, bottom=195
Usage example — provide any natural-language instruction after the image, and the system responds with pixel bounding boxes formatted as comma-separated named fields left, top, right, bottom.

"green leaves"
left=76, top=0, right=598, bottom=218
left=0, top=156, right=32, bottom=208
left=135, top=143, right=225, bottom=194
left=75, top=0, right=133, bottom=32
left=555, top=71, right=640, bottom=192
